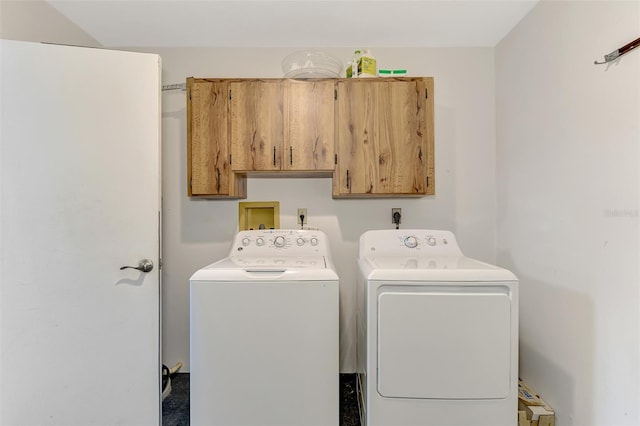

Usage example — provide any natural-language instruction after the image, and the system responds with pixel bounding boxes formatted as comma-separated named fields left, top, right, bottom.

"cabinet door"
left=334, top=78, right=434, bottom=197
left=284, top=80, right=335, bottom=171
left=230, top=80, right=283, bottom=171
left=188, top=79, right=245, bottom=197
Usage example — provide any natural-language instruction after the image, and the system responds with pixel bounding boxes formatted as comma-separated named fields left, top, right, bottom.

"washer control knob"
left=273, top=236, right=286, bottom=248
left=241, top=237, right=251, bottom=247
left=310, top=237, right=319, bottom=246
left=426, top=236, right=437, bottom=246
left=256, top=237, right=264, bottom=246
left=297, top=237, right=305, bottom=246
left=404, top=236, right=418, bottom=248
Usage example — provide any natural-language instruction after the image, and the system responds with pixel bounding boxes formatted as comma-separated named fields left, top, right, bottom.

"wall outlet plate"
left=297, top=208, right=307, bottom=224
left=391, top=208, right=401, bottom=224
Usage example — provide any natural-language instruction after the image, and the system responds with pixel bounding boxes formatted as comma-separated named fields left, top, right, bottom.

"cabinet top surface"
left=188, top=76, right=433, bottom=83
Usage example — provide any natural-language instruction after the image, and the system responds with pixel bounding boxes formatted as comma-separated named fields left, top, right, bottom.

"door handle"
left=120, top=259, right=153, bottom=273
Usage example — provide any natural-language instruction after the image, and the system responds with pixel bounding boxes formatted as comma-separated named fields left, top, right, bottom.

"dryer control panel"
left=359, top=229, right=464, bottom=258
left=231, top=229, right=330, bottom=257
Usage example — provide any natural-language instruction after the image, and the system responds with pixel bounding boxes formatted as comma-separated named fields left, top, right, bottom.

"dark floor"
left=162, top=373, right=360, bottom=426
left=162, top=373, right=190, bottom=426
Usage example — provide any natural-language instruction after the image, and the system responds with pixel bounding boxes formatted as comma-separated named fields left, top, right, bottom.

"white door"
left=0, top=40, right=161, bottom=425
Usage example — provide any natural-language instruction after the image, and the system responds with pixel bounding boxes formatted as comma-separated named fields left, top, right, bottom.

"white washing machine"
left=356, top=229, right=518, bottom=426
left=190, top=229, right=339, bottom=426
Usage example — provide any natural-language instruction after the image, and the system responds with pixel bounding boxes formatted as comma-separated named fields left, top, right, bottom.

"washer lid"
left=214, top=256, right=328, bottom=269
left=361, top=256, right=517, bottom=282
left=190, top=256, right=339, bottom=281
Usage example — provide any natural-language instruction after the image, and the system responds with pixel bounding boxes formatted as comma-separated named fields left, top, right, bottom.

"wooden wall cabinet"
left=332, top=77, right=434, bottom=197
left=230, top=79, right=335, bottom=173
left=187, top=78, right=246, bottom=198
left=187, top=77, right=434, bottom=199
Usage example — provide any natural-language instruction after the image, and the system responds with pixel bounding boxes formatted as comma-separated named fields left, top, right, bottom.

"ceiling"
left=47, top=0, right=539, bottom=48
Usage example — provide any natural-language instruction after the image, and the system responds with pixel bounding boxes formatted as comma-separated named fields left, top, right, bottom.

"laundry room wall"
left=150, top=47, right=497, bottom=372
left=0, top=0, right=99, bottom=47
left=496, top=1, right=640, bottom=425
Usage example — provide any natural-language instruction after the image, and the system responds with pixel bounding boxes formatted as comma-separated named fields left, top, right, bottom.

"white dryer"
left=190, top=229, right=339, bottom=426
left=356, top=230, right=518, bottom=426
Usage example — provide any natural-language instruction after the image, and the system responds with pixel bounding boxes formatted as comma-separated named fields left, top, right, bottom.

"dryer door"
left=377, top=284, right=513, bottom=399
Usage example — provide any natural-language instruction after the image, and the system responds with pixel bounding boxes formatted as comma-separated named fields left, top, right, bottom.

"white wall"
left=0, top=0, right=99, bottom=47
left=496, top=1, right=640, bottom=424
left=147, top=47, right=497, bottom=372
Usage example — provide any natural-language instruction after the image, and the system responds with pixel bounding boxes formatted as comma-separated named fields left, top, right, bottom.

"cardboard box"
left=518, top=410, right=529, bottom=426
left=517, top=380, right=555, bottom=426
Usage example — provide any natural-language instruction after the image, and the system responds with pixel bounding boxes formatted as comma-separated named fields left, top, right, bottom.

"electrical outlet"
left=297, top=208, right=307, bottom=225
left=391, top=208, right=402, bottom=224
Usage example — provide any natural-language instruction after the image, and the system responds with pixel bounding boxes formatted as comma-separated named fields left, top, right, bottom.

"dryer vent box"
left=239, top=201, right=280, bottom=230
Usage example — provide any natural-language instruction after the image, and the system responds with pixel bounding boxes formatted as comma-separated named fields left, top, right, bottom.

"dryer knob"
left=274, top=236, right=286, bottom=248
left=404, top=236, right=418, bottom=248
left=297, top=237, right=305, bottom=246
left=310, top=237, right=319, bottom=246
left=256, top=237, right=265, bottom=246
left=426, top=236, right=437, bottom=246
left=242, top=237, right=251, bottom=247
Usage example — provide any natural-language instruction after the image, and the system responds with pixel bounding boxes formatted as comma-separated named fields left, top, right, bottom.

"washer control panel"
left=360, top=229, right=464, bottom=258
left=231, top=229, right=327, bottom=256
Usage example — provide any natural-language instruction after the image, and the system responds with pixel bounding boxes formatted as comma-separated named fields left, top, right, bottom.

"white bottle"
left=358, top=48, right=376, bottom=78
left=346, top=61, right=354, bottom=78
left=350, top=49, right=361, bottom=78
